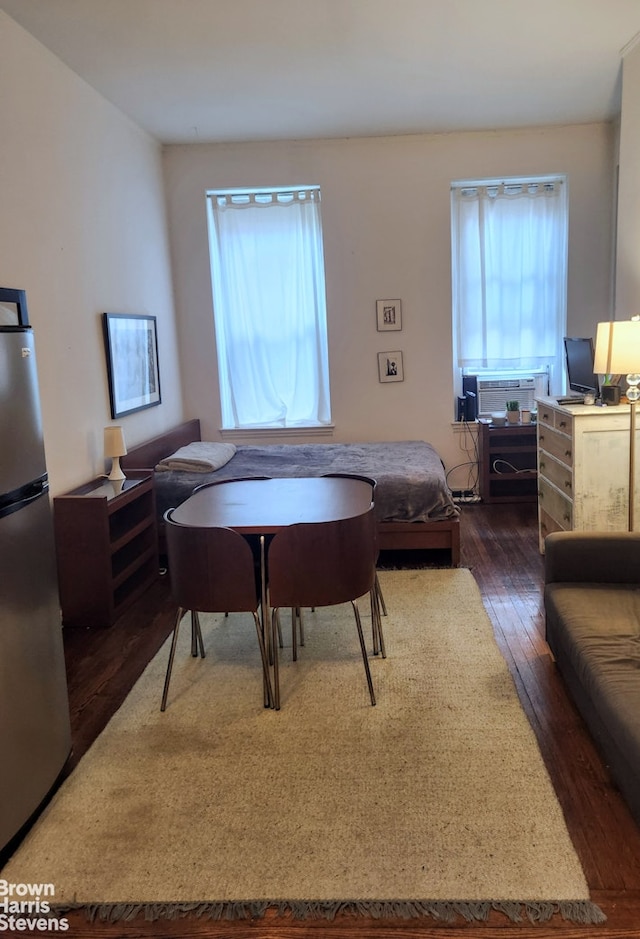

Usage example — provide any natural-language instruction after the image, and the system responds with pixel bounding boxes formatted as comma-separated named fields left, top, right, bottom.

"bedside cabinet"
left=478, top=420, right=538, bottom=503
left=54, top=474, right=158, bottom=627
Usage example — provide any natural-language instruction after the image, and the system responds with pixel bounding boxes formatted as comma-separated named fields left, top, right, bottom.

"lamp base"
left=108, top=457, right=126, bottom=481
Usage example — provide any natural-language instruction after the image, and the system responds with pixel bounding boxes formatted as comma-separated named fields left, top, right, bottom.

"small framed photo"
left=103, top=312, right=161, bottom=418
left=376, top=299, right=402, bottom=331
left=378, top=351, right=404, bottom=383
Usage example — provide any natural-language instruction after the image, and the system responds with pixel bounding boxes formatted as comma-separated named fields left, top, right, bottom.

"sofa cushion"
left=545, top=583, right=640, bottom=765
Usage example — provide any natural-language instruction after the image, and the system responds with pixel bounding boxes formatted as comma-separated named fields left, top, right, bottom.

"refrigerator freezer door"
left=0, top=329, right=47, bottom=496
left=0, top=490, right=71, bottom=850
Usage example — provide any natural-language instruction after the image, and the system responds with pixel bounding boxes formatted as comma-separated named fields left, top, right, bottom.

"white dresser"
left=536, top=395, right=637, bottom=551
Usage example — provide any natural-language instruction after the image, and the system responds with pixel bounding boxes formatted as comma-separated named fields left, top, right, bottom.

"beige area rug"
left=2, top=569, right=604, bottom=926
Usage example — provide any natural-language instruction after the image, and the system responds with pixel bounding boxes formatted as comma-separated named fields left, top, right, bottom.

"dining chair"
left=191, top=476, right=274, bottom=567
left=192, top=475, right=272, bottom=494
left=190, top=476, right=282, bottom=638
left=161, top=509, right=273, bottom=711
left=268, top=506, right=379, bottom=709
left=322, top=472, right=387, bottom=656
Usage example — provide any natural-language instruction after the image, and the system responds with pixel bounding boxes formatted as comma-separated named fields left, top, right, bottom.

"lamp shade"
left=104, top=425, right=127, bottom=458
left=594, top=319, right=640, bottom=376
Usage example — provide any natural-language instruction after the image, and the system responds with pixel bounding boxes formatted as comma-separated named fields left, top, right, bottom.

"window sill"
left=220, top=424, right=335, bottom=443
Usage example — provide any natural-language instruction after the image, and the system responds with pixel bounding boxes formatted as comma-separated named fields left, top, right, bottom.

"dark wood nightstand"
left=478, top=420, right=538, bottom=504
left=54, top=474, right=158, bottom=627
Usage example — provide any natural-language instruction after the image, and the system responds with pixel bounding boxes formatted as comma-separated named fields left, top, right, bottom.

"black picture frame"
left=103, top=312, right=161, bottom=418
left=378, top=350, right=404, bottom=382
left=376, top=299, right=402, bottom=331
left=0, top=287, right=29, bottom=327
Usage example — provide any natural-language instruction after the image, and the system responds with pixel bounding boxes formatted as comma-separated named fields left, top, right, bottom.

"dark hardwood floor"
left=6, top=502, right=640, bottom=937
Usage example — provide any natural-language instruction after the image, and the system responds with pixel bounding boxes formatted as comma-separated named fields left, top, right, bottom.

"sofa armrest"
left=545, top=531, right=640, bottom=585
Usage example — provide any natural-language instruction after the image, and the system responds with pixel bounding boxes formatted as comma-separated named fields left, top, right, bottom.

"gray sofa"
left=544, top=531, right=640, bottom=825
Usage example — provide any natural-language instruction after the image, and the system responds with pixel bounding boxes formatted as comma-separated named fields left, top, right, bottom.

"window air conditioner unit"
left=462, top=373, right=548, bottom=417
left=476, top=377, right=538, bottom=416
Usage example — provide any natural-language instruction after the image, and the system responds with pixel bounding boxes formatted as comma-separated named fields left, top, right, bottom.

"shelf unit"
left=54, top=474, right=158, bottom=627
left=478, top=420, right=538, bottom=504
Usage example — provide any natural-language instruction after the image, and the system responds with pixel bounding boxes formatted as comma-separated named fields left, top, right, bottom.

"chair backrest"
left=192, top=476, right=271, bottom=495
left=322, top=472, right=380, bottom=552
left=322, top=472, right=377, bottom=493
left=164, top=510, right=260, bottom=614
left=268, top=506, right=377, bottom=610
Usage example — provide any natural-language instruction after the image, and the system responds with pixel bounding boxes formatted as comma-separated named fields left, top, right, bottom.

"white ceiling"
left=3, top=0, right=640, bottom=145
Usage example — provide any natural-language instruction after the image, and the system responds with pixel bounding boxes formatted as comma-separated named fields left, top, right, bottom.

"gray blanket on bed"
left=153, top=440, right=459, bottom=524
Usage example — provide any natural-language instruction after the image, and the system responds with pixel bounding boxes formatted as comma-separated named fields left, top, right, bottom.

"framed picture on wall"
left=378, top=350, right=404, bottom=383
left=376, top=299, right=402, bottom=331
left=103, top=312, right=161, bottom=418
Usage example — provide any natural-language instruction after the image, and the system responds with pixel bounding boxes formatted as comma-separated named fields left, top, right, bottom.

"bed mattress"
left=153, top=440, right=458, bottom=525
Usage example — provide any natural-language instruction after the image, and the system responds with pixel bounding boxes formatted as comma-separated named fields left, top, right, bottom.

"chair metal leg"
left=376, top=599, right=386, bottom=659
left=161, top=607, right=186, bottom=712
left=271, top=608, right=281, bottom=710
left=351, top=599, right=376, bottom=706
left=375, top=573, right=387, bottom=617
left=291, top=607, right=306, bottom=662
left=251, top=610, right=274, bottom=709
left=292, top=607, right=298, bottom=661
left=260, top=603, right=272, bottom=705
left=191, top=610, right=206, bottom=658
left=370, top=587, right=380, bottom=656
left=370, top=586, right=386, bottom=659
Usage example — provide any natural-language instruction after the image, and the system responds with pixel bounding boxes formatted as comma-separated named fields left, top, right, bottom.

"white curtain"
left=451, top=179, right=568, bottom=388
left=206, top=187, right=331, bottom=429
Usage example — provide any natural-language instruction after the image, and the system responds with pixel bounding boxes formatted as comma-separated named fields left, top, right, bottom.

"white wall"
left=164, top=123, right=615, bottom=481
left=0, top=7, right=618, bottom=495
left=0, top=13, right=183, bottom=495
left=616, top=37, right=640, bottom=317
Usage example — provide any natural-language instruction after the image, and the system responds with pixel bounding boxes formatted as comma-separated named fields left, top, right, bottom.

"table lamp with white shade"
left=594, top=317, right=640, bottom=531
left=104, top=425, right=127, bottom=481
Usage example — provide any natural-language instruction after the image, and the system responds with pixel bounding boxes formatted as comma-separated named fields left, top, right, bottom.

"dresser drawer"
left=538, top=452, right=573, bottom=496
left=537, top=405, right=573, bottom=434
left=538, top=477, right=573, bottom=528
left=537, top=404, right=555, bottom=425
left=538, top=507, right=568, bottom=547
left=538, top=425, right=573, bottom=467
left=553, top=411, right=573, bottom=434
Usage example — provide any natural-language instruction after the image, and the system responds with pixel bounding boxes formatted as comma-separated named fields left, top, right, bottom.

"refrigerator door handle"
left=0, top=475, right=49, bottom=520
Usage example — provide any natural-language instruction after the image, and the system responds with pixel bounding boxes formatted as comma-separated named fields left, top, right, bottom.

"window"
left=451, top=176, right=568, bottom=391
left=206, top=186, right=332, bottom=430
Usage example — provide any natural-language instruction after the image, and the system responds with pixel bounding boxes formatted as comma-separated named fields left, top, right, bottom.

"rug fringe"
left=53, top=897, right=606, bottom=925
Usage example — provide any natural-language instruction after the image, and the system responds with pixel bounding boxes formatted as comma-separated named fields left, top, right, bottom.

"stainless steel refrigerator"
left=0, top=323, right=71, bottom=852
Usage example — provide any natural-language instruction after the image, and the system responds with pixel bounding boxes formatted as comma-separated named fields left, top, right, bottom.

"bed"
left=121, top=419, right=460, bottom=566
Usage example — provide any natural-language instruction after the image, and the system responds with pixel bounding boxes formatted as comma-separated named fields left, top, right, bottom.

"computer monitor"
left=563, top=337, right=599, bottom=396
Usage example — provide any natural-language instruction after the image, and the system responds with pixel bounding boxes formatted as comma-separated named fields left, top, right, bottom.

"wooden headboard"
left=121, top=419, right=202, bottom=472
